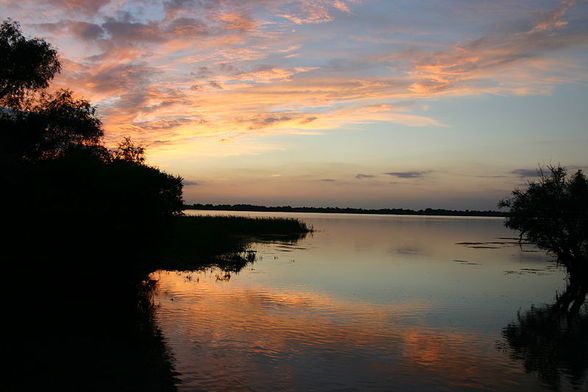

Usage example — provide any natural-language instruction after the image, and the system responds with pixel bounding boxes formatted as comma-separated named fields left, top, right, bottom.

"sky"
left=2, top=0, right=588, bottom=209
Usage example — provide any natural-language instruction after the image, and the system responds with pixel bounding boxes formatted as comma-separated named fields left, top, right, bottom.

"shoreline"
left=184, top=204, right=507, bottom=218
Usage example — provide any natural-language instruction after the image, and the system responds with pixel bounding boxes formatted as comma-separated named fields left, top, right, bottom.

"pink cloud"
left=8, top=0, right=587, bottom=155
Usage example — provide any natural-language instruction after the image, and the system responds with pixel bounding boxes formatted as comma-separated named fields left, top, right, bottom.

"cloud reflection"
left=154, top=269, right=536, bottom=391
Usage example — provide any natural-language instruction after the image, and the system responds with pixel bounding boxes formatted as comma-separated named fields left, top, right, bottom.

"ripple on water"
left=153, top=213, right=579, bottom=392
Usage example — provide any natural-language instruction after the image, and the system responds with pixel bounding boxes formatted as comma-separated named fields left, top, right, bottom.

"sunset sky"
left=2, top=0, right=587, bottom=209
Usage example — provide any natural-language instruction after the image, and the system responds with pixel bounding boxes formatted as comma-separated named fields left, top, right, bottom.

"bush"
left=499, top=166, right=588, bottom=278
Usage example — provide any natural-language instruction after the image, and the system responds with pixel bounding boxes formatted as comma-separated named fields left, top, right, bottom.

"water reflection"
left=156, top=270, right=535, bottom=391
left=155, top=212, right=578, bottom=391
left=502, top=282, right=588, bottom=390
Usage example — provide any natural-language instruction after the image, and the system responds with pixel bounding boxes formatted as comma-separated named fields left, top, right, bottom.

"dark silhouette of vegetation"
left=0, top=18, right=184, bottom=232
left=1, top=19, right=182, bottom=392
left=112, top=136, right=146, bottom=163
left=1, top=90, right=104, bottom=160
left=0, top=19, right=60, bottom=106
left=1, top=19, right=310, bottom=391
left=163, top=215, right=311, bottom=271
left=499, top=166, right=588, bottom=282
left=186, top=203, right=507, bottom=217
left=500, top=165, right=588, bottom=390
left=502, top=283, right=588, bottom=390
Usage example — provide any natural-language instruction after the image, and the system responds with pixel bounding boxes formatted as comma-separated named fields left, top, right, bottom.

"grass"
left=159, top=215, right=312, bottom=271
left=176, top=214, right=311, bottom=236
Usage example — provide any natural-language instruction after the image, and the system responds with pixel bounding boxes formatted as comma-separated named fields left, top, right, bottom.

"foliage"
left=499, top=166, right=588, bottom=277
left=1, top=20, right=185, bottom=390
left=112, top=136, right=146, bottom=163
left=0, top=19, right=183, bottom=219
left=1, top=89, right=104, bottom=160
left=1, top=20, right=102, bottom=160
left=0, top=19, right=60, bottom=107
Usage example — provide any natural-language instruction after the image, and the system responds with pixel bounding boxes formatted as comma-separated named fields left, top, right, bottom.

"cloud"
left=182, top=180, right=200, bottom=186
left=36, top=9, right=248, bottom=47
left=49, top=0, right=110, bottom=14
left=133, top=118, right=203, bottom=131
left=511, top=169, right=540, bottom=178
left=12, top=0, right=587, bottom=156
left=476, top=175, right=509, bottom=179
left=234, top=65, right=316, bottom=82
left=278, top=0, right=354, bottom=24
left=404, top=0, right=588, bottom=97
left=384, top=171, right=431, bottom=179
left=36, top=20, right=105, bottom=40
left=100, top=18, right=164, bottom=43
left=208, top=81, right=224, bottom=89
left=320, top=178, right=336, bottom=182
left=332, top=1, right=351, bottom=14
left=355, top=174, right=374, bottom=179
left=70, top=21, right=105, bottom=40
left=510, top=165, right=588, bottom=179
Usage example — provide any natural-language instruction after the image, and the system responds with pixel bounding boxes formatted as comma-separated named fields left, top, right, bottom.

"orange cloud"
left=13, top=0, right=585, bottom=157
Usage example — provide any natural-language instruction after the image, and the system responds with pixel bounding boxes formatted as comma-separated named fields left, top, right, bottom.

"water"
left=153, top=211, right=586, bottom=391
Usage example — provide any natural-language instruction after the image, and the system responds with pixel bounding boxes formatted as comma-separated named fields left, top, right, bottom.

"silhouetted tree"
left=0, top=19, right=60, bottom=107
left=1, top=89, right=104, bottom=160
left=0, top=18, right=183, bottom=219
left=1, top=20, right=182, bottom=391
left=1, top=20, right=102, bottom=161
left=499, top=166, right=588, bottom=281
left=111, top=136, right=146, bottom=163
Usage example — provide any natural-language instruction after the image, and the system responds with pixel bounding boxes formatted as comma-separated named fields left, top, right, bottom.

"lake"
left=153, top=211, right=585, bottom=391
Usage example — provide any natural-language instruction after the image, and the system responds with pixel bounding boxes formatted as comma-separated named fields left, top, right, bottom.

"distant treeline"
left=185, top=203, right=508, bottom=217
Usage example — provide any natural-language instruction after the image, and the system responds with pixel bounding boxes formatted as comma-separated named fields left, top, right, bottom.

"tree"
left=0, top=20, right=103, bottom=160
left=1, top=18, right=184, bottom=218
left=1, top=89, right=104, bottom=160
left=1, top=19, right=184, bottom=391
left=0, top=19, right=61, bottom=107
left=112, top=136, right=146, bottom=163
left=499, top=166, right=588, bottom=279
